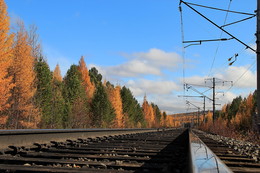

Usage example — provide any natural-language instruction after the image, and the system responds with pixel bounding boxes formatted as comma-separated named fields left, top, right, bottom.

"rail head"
left=189, top=130, right=233, bottom=173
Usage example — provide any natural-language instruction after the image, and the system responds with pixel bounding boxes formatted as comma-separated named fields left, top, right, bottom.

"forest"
left=200, top=91, right=260, bottom=144
left=0, top=0, right=174, bottom=129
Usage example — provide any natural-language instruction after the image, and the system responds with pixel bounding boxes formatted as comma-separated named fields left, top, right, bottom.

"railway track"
left=0, top=128, right=259, bottom=172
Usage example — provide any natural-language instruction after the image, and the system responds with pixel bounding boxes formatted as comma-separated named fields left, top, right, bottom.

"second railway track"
left=0, top=128, right=259, bottom=172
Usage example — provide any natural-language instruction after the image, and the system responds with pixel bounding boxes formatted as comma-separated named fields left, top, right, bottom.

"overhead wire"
left=208, top=0, right=232, bottom=77
left=208, top=37, right=255, bottom=76
left=226, top=61, right=256, bottom=92
left=184, top=1, right=255, bottom=16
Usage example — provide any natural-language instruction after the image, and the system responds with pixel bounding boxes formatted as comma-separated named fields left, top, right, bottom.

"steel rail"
left=188, top=130, right=233, bottom=173
left=0, top=128, right=160, bottom=150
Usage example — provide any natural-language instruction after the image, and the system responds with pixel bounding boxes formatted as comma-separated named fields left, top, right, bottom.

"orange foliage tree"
left=0, top=0, right=14, bottom=128
left=53, top=64, right=63, bottom=82
left=142, top=95, right=156, bottom=128
left=107, top=84, right=124, bottom=128
left=78, top=56, right=95, bottom=100
left=8, top=22, right=40, bottom=129
left=165, top=115, right=175, bottom=127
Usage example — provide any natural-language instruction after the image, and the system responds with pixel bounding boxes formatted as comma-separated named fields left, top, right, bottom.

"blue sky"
left=5, top=0, right=257, bottom=114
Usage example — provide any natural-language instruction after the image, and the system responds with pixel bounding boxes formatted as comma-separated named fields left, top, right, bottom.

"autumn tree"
left=78, top=56, right=95, bottom=100
left=53, top=64, right=63, bottom=82
left=106, top=83, right=124, bottom=128
left=160, top=111, right=167, bottom=127
left=28, top=24, right=42, bottom=60
left=142, top=95, right=153, bottom=127
left=0, top=0, right=14, bottom=128
left=8, top=22, right=40, bottom=129
left=165, top=115, right=175, bottom=127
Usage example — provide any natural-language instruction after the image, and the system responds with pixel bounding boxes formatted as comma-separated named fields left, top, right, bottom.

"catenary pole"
left=257, top=0, right=260, bottom=132
left=213, top=78, right=216, bottom=121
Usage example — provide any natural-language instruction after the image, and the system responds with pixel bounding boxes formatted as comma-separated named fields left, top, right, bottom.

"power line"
left=208, top=0, right=232, bottom=77
left=208, top=37, right=256, bottom=76
left=184, top=1, right=255, bottom=16
left=180, top=0, right=256, bottom=52
left=226, top=61, right=256, bottom=92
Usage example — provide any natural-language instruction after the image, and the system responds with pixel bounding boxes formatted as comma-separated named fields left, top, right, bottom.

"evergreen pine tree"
left=35, top=57, right=53, bottom=128
left=121, top=86, right=145, bottom=128
left=63, top=65, right=89, bottom=128
left=50, top=77, right=66, bottom=128
left=89, top=67, right=102, bottom=86
left=91, top=84, right=115, bottom=128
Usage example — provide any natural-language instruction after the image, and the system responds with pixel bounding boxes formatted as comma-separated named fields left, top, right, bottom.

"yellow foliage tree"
left=165, top=115, right=175, bottom=127
left=53, top=64, right=62, bottom=82
left=78, top=56, right=95, bottom=100
left=0, top=0, right=14, bottom=128
left=9, top=22, right=40, bottom=129
left=107, top=85, right=124, bottom=128
left=142, top=95, right=155, bottom=128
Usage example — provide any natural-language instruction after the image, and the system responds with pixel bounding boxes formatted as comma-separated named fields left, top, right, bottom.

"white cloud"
left=132, top=48, right=181, bottom=68
left=184, top=75, right=207, bottom=86
left=215, top=65, right=256, bottom=88
left=184, top=65, right=256, bottom=89
left=127, top=79, right=181, bottom=97
left=107, top=60, right=162, bottom=77
left=101, top=48, right=182, bottom=78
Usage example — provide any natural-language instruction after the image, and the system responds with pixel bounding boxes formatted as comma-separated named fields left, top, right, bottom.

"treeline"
left=0, top=0, right=173, bottom=129
left=200, top=91, right=259, bottom=143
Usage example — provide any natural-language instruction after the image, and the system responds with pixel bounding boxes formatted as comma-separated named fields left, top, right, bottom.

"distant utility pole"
left=257, top=0, right=260, bottom=132
left=213, top=78, right=216, bottom=120
left=186, top=78, right=232, bottom=121
left=178, top=95, right=206, bottom=122
left=186, top=100, right=200, bottom=126
left=205, top=78, right=232, bottom=121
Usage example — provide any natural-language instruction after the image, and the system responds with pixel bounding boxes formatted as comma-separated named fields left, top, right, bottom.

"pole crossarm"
left=221, top=15, right=256, bottom=28
left=184, top=83, right=213, bottom=101
left=183, top=38, right=234, bottom=48
left=186, top=100, right=200, bottom=110
left=180, top=0, right=256, bottom=52
left=178, top=95, right=205, bottom=98
left=183, top=38, right=233, bottom=43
